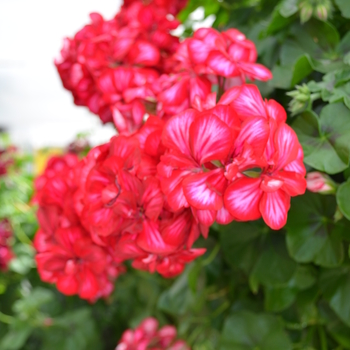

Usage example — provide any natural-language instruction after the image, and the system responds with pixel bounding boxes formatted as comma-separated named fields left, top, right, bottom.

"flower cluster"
left=39, top=0, right=307, bottom=300
left=34, top=154, right=125, bottom=301
left=56, top=1, right=272, bottom=134
left=159, top=84, right=306, bottom=230
left=55, top=0, right=180, bottom=133
left=116, top=317, right=189, bottom=350
left=0, top=219, right=14, bottom=271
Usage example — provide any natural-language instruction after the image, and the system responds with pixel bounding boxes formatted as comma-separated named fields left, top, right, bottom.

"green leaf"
left=335, top=0, right=350, bottom=18
left=264, top=286, right=297, bottom=312
left=320, top=267, right=350, bottom=327
left=43, top=308, right=101, bottom=350
left=293, top=103, right=350, bottom=174
left=0, top=321, right=32, bottom=350
left=286, top=192, right=344, bottom=267
left=219, top=221, right=264, bottom=273
left=220, top=311, right=292, bottom=350
left=157, top=267, right=195, bottom=315
left=270, top=55, right=313, bottom=89
left=250, top=235, right=297, bottom=287
left=327, top=318, right=350, bottom=348
left=279, top=0, right=298, bottom=17
left=13, top=287, right=54, bottom=319
left=337, top=180, right=350, bottom=220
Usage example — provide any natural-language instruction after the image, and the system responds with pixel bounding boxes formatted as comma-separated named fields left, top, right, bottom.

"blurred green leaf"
left=320, top=267, right=350, bottom=327
left=293, top=103, right=350, bottom=174
left=286, top=192, right=344, bottom=267
left=220, top=311, right=292, bottom=350
left=335, top=0, right=350, bottom=19
left=0, top=321, right=33, bottom=350
left=337, top=179, right=350, bottom=220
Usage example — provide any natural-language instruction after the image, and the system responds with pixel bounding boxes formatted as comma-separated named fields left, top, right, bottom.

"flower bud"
left=315, top=4, right=328, bottom=21
left=306, top=172, right=337, bottom=194
left=300, top=2, right=313, bottom=23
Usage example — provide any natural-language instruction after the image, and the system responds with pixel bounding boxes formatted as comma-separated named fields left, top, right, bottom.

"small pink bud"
left=306, top=172, right=336, bottom=194
left=316, top=4, right=328, bottom=21
left=43, top=318, right=53, bottom=327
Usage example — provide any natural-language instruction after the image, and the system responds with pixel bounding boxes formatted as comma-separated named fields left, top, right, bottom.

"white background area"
left=0, top=0, right=122, bottom=149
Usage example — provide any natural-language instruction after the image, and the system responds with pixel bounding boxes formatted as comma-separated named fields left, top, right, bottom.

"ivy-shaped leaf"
left=293, top=103, right=350, bottom=174
left=220, top=311, right=292, bottom=350
left=286, top=192, right=345, bottom=267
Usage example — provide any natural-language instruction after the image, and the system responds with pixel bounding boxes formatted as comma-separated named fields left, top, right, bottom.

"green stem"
left=202, top=244, right=220, bottom=266
left=318, top=325, right=328, bottom=350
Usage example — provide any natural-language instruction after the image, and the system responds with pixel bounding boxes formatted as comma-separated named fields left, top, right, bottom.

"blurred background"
left=0, top=0, right=122, bottom=149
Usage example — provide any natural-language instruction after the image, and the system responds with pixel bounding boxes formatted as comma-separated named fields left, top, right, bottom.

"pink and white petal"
left=234, top=117, right=269, bottom=157
left=183, top=170, right=226, bottom=210
left=229, top=84, right=267, bottom=120
left=190, top=114, right=233, bottom=164
left=259, top=190, right=290, bottom=230
left=239, top=62, right=273, bottom=81
left=265, top=99, right=287, bottom=123
left=218, top=86, right=241, bottom=106
left=205, top=105, right=241, bottom=138
left=136, top=220, right=177, bottom=254
left=279, top=171, right=307, bottom=197
left=188, top=38, right=211, bottom=64
left=284, top=147, right=306, bottom=176
left=162, top=110, right=198, bottom=156
left=216, top=207, right=234, bottom=225
left=193, top=208, right=216, bottom=226
left=274, top=124, right=299, bottom=170
left=224, top=177, right=263, bottom=221
left=207, top=51, right=239, bottom=77
left=161, top=212, right=190, bottom=247
left=158, top=78, right=189, bottom=105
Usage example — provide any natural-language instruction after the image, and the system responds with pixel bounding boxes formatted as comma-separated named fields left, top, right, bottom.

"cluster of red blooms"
left=56, top=1, right=272, bottom=134
left=34, top=154, right=125, bottom=302
left=116, top=317, right=189, bottom=350
left=38, top=0, right=307, bottom=300
left=0, top=219, right=14, bottom=271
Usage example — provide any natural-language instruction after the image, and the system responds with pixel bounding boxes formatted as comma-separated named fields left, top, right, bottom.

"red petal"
left=190, top=114, right=233, bottom=164
left=279, top=171, right=307, bottom=196
left=224, top=177, right=263, bottom=221
left=207, top=51, right=239, bottom=77
left=193, top=208, right=216, bottom=226
left=136, top=220, right=177, bottom=254
left=273, top=124, right=299, bottom=170
left=163, top=110, right=198, bottom=157
left=259, top=190, right=290, bottom=230
left=182, top=170, right=226, bottom=210
left=228, top=84, right=266, bottom=120
left=239, top=62, right=273, bottom=81
left=78, top=267, right=100, bottom=300
left=216, top=207, right=234, bottom=225
left=234, top=117, right=269, bottom=157
left=56, top=274, right=79, bottom=296
left=265, top=99, right=287, bottom=123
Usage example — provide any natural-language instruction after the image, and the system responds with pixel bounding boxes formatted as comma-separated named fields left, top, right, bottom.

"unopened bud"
left=300, top=3, right=313, bottom=23
left=306, top=172, right=337, bottom=194
left=315, top=4, right=328, bottom=21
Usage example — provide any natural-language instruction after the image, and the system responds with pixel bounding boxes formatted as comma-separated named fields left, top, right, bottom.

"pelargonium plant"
left=39, top=0, right=307, bottom=303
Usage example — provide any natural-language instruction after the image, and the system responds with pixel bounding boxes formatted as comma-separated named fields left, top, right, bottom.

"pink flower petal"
left=190, top=114, right=233, bottom=164
left=183, top=170, right=226, bottom=210
left=259, top=190, right=290, bottom=230
left=224, top=177, right=263, bottom=221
